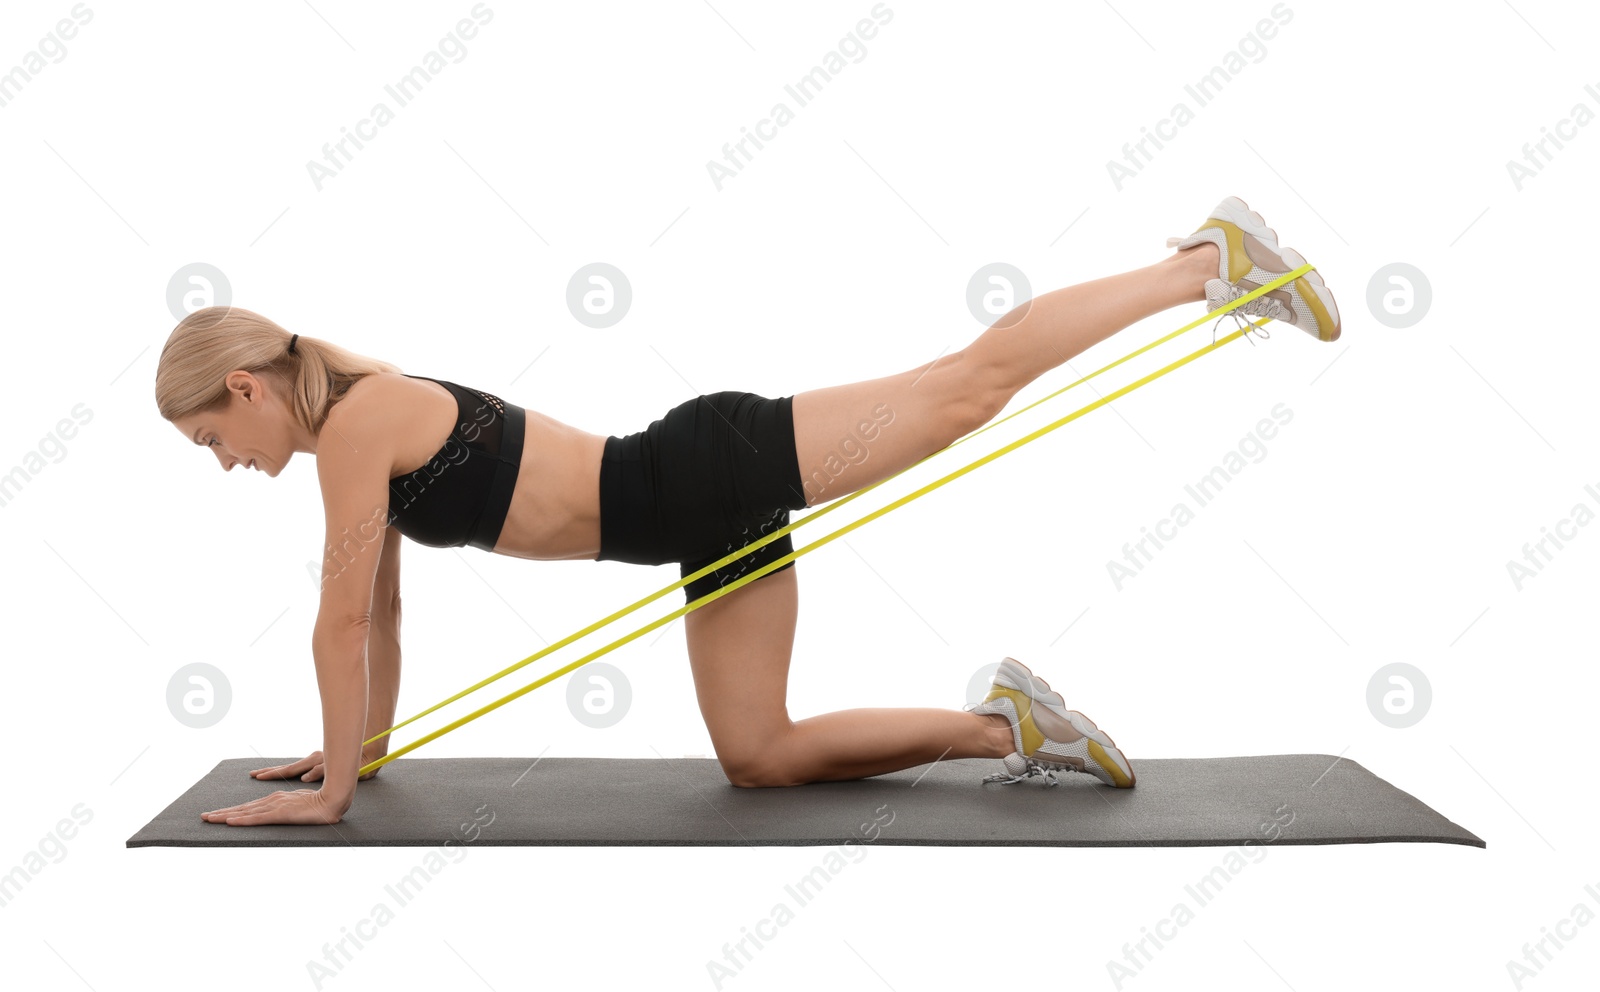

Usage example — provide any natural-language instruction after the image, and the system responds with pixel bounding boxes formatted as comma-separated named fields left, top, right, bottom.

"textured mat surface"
left=126, top=754, right=1484, bottom=849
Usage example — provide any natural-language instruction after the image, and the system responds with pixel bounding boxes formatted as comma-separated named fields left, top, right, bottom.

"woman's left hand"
left=201, top=788, right=349, bottom=826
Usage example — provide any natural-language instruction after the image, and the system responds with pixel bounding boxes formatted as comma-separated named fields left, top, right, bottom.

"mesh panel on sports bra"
left=459, top=385, right=508, bottom=455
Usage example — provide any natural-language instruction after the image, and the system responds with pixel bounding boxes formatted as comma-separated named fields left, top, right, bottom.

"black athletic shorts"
left=597, top=391, right=810, bottom=604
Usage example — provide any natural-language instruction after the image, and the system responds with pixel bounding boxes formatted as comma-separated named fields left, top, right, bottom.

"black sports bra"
left=386, top=375, right=526, bottom=551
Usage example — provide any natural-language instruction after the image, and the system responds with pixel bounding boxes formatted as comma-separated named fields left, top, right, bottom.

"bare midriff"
left=490, top=408, right=607, bottom=561
left=375, top=373, right=607, bottom=561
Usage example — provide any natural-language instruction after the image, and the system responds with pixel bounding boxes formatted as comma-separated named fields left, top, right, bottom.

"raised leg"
left=684, top=245, right=1218, bottom=788
left=790, top=244, right=1215, bottom=507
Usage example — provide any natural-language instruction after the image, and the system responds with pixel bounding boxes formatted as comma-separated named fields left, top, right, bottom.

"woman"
left=159, top=197, right=1340, bottom=826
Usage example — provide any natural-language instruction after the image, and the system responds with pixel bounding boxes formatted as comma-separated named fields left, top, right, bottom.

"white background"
left=1, top=1, right=1597, bottom=989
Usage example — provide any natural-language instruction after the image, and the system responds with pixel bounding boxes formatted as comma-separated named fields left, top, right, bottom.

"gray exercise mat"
left=126, top=754, right=1484, bottom=849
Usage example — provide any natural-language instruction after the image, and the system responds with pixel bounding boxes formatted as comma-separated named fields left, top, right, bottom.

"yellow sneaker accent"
left=1088, top=739, right=1135, bottom=788
left=1219, top=221, right=1253, bottom=283
left=1294, top=275, right=1338, bottom=341
left=983, top=686, right=1043, bottom=754
left=970, top=656, right=1136, bottom=789
left=1170, top=196, right=1340, bottom=344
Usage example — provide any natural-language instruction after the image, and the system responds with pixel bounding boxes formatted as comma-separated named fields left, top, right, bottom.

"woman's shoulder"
left=319, top=373, right=458, bottom=475
left=326, top=373, right=452, bottom=432
left=340, top=371, right=441, bottom=404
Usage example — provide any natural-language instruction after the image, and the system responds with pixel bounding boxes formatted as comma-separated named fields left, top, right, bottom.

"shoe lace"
left=982, top=756, right=1070, bottom=787
left=1209, top=286, right=1276, bottom=347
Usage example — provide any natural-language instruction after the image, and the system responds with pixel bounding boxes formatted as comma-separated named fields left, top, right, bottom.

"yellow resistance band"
left=359, top=264, right=1311, bottom=775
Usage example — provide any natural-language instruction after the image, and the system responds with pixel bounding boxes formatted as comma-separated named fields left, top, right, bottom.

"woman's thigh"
left=682, top=563, right=799, bottom=779
left=789, top=347, right=995, bottom=508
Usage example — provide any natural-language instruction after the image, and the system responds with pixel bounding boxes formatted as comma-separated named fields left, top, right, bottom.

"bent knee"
left=719, top=751, right=798, bottom=789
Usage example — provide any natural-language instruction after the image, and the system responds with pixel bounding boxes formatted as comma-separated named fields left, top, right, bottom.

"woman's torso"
left=351, top=372, right=607, bottom=561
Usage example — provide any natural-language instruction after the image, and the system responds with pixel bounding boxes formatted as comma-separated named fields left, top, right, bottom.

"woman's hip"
left=596, top=391, right=808, bottom=567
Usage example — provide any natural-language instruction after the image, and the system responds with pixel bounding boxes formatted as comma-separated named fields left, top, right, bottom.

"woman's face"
left=172, top=373, right=294, bottom=477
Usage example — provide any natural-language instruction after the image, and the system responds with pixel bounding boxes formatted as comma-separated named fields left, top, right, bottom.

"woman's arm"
left=202, top=398, right=397, bottom=827
left=310, top=609, right=370, bottom=811
left=248, top=523, right=402, bottom=787
left=364, top=523, right=403, bottom=767
left=307, top=399, right=400, bottom=810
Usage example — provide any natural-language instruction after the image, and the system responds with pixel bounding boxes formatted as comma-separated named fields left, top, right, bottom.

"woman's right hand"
left=249, top=749, right=381, bottom=783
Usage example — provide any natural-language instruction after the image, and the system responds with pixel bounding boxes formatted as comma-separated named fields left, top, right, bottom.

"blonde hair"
left=155, top=306, right=402, bottom=435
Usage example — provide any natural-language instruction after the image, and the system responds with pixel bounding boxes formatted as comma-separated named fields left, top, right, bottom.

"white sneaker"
left=1168, top=195, right=1342, bottom=342
left=966, top=657, right=1135, bottom=788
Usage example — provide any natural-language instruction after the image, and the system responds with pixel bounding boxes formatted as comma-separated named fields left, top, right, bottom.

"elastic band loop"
left=357, top=263, right=1309, bottom=775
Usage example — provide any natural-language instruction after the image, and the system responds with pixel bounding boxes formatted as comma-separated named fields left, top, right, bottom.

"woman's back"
left=346, top=372, right=606, bottom=561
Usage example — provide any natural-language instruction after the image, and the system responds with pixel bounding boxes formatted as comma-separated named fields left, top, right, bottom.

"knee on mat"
left=720, top=751, right=797, bottom=789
